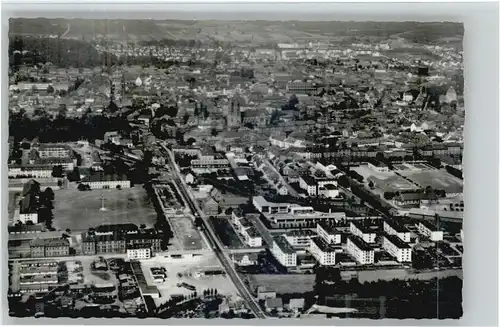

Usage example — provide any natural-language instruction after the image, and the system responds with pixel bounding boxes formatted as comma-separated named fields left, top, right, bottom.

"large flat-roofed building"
left=417, top=220, right=444, bottom=242
left=36, top=144, right=72, bottom=158
left=383, top=218, right=411, bottom=243
left=272, top=235, right=297, bottom=267
left=309, top=236, right=337, bottom=266
left=347, top=235, right=374, bottom=265
left=253, top=196, right=345, bottom=228
left=350, top=221, right=377, bottom=244
left=286, top=81, right=317, bottom=94
left=252, top=196, right=290, bottom=215
left=283, top=229, right=316, bottom=248
left=382, top=234, right=412, bottom=263
left=317, top=223, right=342, bottom=244
left=268, top=211, right=346, bottom=229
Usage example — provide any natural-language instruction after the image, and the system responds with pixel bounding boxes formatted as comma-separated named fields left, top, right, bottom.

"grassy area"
left=247, top=274, right=315, bottom=294
left=52, top=187, right=157, bottom=231
left=208, top=217, right=244, bottom=248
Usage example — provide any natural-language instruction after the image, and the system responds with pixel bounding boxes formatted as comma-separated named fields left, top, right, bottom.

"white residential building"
left=127, top=244, right=152, bottom=260
left=309, top=237, right=336, bottom=266
left=19, top=213, right=38, bottom=224
left=316, top=223, right=342, bottom=244
left=283, top=229, right=315, bottom=248
left=367, top=161, right=390, bottom=172
left=299, top=176, right=317, bottom=196
left=37, top=144, right=72, bottom=158
left=417, top=221, right=444, bottom=242
left=241, top=227, right=263, bottom=247
left=383, top=219, right=411, bottom=243
left=272, top=236, right=297, bottom=267
left=350, top=221, right=377, bottom=244
left=9, top=167, right=53, bottom=179
left=318, top=184, right=340, bottom=198
left=347, top=236, right=375, bottom=265
left=382, top=234, right=412, bottom=263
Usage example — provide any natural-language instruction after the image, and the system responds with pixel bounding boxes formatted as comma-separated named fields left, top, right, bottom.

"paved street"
left=160, top=142, right=267, bottom=318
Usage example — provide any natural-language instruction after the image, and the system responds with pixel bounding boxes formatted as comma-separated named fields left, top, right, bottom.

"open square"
left=52, top=187, right=157, bottom=231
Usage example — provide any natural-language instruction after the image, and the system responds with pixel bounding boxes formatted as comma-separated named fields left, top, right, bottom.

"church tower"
left=227, top=98, right=241, bottom=130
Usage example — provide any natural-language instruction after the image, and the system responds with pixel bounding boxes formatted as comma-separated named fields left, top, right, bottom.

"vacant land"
left=246, top=274, right=315, bottom=294
left=52, top=187, right=157, bottom=231
left=168, top=216, right=205, bottom=251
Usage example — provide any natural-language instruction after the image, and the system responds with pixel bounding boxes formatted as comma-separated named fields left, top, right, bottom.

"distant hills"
left=9, top=18, right=463, bottom=48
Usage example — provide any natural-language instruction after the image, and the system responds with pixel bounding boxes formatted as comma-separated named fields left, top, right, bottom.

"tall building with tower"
left=227, top=97, right=242, bottom=129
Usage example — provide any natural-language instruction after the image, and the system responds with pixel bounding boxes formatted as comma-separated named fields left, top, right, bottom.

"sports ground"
left=52, top=187, right=157, bottom=231
left=395, top=165, right=463, bottom=194
left=352, top=166, right=417, bottom=193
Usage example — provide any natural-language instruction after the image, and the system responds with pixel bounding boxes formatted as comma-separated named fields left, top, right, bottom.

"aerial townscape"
left=7, top=18, right=464, bottom=319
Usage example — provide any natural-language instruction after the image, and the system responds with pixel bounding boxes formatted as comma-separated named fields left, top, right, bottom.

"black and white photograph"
left=5, top=10, right=467, bottom=320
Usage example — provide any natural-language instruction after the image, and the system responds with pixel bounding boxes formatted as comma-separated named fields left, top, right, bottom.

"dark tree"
left=51, top=165, right=64, bottom=177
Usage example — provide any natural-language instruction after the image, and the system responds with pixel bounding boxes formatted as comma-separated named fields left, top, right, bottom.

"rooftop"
left=310, top=236, right=336, bottom=252
left=285, top=229, right=316, bottom=237
left=348, top=235, right=373, bottom=252
left=273, top=235, right=296, bottom=254
left=317, top=222, right=341, bottom=235
left=383, top=233, right=411, bottom=249
left=30, top=237, right=69, bottom=248
left=350, top=220, right=377, bottom=234
left=384, top=218, right=409, bottom=233
left=419, top=219, right=440, bottom=231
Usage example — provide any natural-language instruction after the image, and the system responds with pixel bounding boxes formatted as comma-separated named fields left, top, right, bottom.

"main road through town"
left=158, top=142, right=266, bottom=319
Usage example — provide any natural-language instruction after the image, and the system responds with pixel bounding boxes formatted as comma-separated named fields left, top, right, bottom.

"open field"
left=140, top=254, right=239, bottom=307
left=168, top=216, right=206, bottom=251
left=351, top=166, right=416, bottom=193
left=52, top=187, right=157, bottom=231
left=245, top=274, right=315, bottom=294
left=398, top=168, right=463, bottom=194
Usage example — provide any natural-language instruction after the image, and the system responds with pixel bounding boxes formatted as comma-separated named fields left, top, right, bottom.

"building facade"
left=316, top=223, right=342, bottom=244
left=347, top=236, right=374, bottom=265
left=127, top=244, right=152, bottom=260
left=308, top=237, right=336, bottom=266
left=272, top=236, right=297, bottom=267
left=350, top=221, right=377, bottom=244
left=382, top=234, right=412, bottom=263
